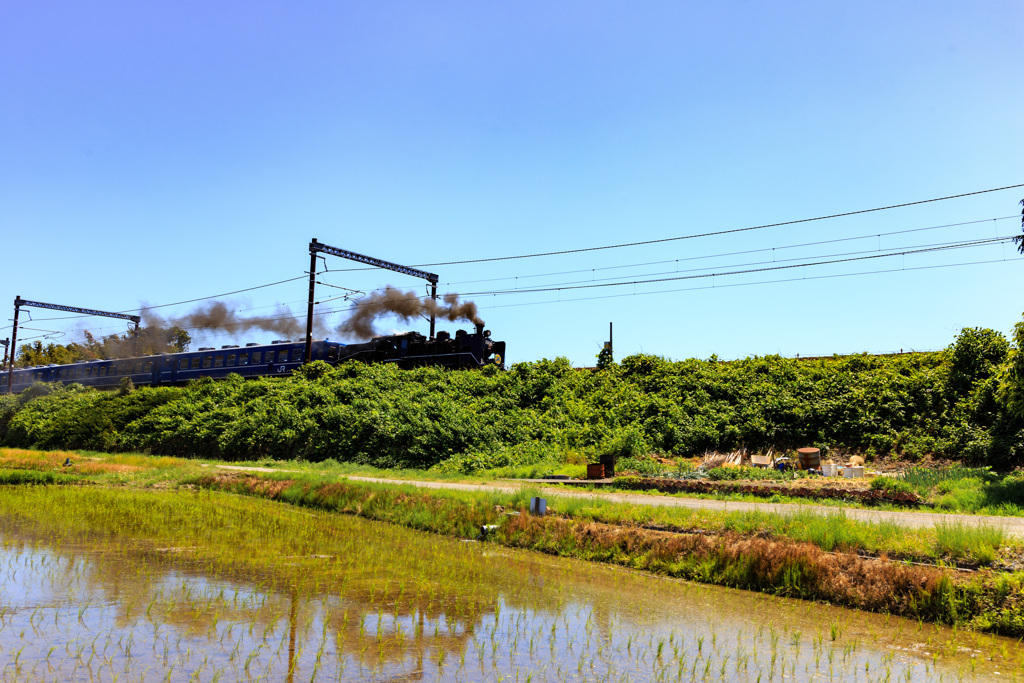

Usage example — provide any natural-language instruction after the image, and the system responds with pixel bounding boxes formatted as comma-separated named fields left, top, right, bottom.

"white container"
left=822, top=463, right=839, bottom=477
left=843, top=466, right=864, bottom=479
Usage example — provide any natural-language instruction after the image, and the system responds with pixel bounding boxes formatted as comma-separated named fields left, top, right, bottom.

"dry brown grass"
left=495, top=513, right=961, bottom=619
left=0, top=448, right=79, bottom=471
left=0, top=447, right=185, bottom=475
left=212, top=473, right=295, bottom=498
left=73, top=462, right=146, bottom=474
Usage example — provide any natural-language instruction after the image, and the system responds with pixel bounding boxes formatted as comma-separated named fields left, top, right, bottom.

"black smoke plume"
left=142, top=301, right=326, bottom=342
left=338, top=288, right=483, bottom=340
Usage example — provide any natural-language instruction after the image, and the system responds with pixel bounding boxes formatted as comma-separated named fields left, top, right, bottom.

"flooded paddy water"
left=0, top=487, right=1021, bottom=682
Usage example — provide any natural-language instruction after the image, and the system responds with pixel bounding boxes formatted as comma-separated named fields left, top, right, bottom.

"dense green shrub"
left=431, top=441, right=570, bottom=474
left=5, top=384, right=177, bottom=452
left=997, top=315, right=1024, bottom=419
left=3, top=321, right=1023, bottom=469
left=0, top=393, right=18, bottom=440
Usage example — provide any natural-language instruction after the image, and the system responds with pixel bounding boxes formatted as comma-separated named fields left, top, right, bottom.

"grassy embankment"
left=0, top=447, right=1016, bottom=563
left=2, top=447, right=1023, bottom=637
left=3, top=323, right=1022, bottom=475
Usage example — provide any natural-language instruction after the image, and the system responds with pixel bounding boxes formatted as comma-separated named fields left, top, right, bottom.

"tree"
left=944, top=327, right=1009, bottom=403
left=166, top=326, right=191, bottom=353
left=997, top=313, right=1024, bottom=419
left=16, top=340, right=89, bottom=367
left=14, top=325, right=192, bottom=366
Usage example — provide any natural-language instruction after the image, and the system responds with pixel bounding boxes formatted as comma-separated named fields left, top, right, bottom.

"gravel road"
left=205, top=466, right=1024, bottom=537
left=342, top=475, right=1024, bottom=538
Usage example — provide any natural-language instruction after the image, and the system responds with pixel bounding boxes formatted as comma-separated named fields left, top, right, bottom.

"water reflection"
left=1, top=509, right=1021, bottom=681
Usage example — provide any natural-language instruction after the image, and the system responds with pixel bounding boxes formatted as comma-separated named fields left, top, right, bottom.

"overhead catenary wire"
left=484, top=256, right=1019, bottom=312
left=7, top=228, right=1018, bottom=344
left=48, top=246, right=1023, bottom=346
left=460, top=236, right=1015, bottom=296
left=6, top=185, right=1021, bottom=342
left=10, top=187, right=1020, bottom=328
left=455, top=234, right=1015, bottom=293
left=327, top=183, right=1024, bottom=271
left=22, top=275, right=310, bottom=323
left=63, top=213, right=1011, bottom=327
left=94, top=234, right=1015, bottom=335
left=435, top=214, right=1019, bottom=287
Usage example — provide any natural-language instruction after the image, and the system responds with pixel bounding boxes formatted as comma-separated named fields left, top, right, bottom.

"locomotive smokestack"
left=475, top=322, right=484, bottom=336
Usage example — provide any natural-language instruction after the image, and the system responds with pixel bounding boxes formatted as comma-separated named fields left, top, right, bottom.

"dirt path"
left=341, top=475, right=1024, bottom=538
left=203, top=465, right=1024, bottom=537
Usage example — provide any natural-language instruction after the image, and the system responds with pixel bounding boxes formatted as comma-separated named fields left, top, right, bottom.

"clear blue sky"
left=2, top=1, right=1022, bottom=365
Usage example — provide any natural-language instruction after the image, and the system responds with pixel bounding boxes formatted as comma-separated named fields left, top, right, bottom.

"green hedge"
left=4, top=326, right=1023, bottom=469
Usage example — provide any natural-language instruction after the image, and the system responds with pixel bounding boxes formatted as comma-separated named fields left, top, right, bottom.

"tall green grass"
left=902, top=466, right=997, bottom=494
left=0, top=470, right=67, bottom=485
left=899, top=466, right=1024, bottom=515
left=934, top=521, right=1006, bottom=565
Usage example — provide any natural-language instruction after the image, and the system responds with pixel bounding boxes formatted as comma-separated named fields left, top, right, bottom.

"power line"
left=7, top=187, right=1021, bottom=340
left=461, top=234, right=1014, bottom=293
left=7, top=232, right=1017, bottom=341
left=13, top=186, right=1020, bottom=327
left=484, top=256, right=1020, bottom=311
left=462, top=237, right=1014, bottom=296
left=328, top=183, right=1024, bottom=270
left=215, top=236, right=1022, bottom=319
left=24, top=275, right=309, bottom=323
left=437, top=214, right=1017, bottom=287
left=25, top=237, right=1022, bottom=346
left=217, top=235, right=1014, bottom=324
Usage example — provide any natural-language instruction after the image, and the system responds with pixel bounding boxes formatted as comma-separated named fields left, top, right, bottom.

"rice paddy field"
left=1, top=487, right=1022, bottom=682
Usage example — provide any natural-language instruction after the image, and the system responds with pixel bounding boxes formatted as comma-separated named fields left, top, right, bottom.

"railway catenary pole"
left=5, top=300, right=20, bottom=395
left=429, top=282, right=437, bottom=339
left=304, top=247, right=318, bottom=366
left=5, top=297, right=142, bottom=394
left=305, top=239, right=440, bottom=363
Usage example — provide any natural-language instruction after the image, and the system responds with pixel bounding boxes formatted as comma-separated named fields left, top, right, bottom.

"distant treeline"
left=2, top=317, right=1023, bottom=470
left=12, top=326, right=192, bottom=366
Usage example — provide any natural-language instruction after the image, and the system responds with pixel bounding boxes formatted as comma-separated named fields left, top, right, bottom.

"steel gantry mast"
left=6, top=297, right=142, bottom=394
left=304, top=239, right=440, bottom=363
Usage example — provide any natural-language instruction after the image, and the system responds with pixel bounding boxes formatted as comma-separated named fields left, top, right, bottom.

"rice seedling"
left=0, top=486, right=1020, bottom=681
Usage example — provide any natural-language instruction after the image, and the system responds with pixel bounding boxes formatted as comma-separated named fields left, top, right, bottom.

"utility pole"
left=305, top=247, right=318, bottom=364
left=6, top=297, right=141, bottom=394
left=6, top=301, right=21, bottom=395
left=304, top=239, right=440, bottom=363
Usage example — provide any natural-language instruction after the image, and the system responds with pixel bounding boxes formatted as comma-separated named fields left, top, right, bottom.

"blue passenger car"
left=6, top=327, right=504, bottom=393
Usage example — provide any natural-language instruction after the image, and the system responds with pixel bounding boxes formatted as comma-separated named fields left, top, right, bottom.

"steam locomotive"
left=7, top=323, right=505, bottom=393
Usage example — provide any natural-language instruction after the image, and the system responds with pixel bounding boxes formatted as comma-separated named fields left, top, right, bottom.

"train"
left=6, top=323, right=505, bottom=393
